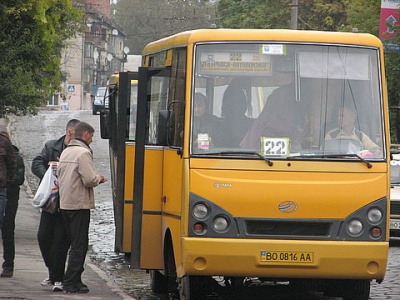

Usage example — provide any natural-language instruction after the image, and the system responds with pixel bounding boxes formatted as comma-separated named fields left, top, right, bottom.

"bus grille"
left=245, top=220, right=331, bottom=237
left=390, top=201, right=400, bottom=215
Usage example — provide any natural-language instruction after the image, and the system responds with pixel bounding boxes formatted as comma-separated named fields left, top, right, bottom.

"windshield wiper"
left=292, top=153, right=372, bottom=169
left=195, top=151, right=273, bottom=166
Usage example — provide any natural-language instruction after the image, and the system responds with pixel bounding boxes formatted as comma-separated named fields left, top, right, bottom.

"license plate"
left=260, top=250, right=314, bottom=263
left=390, top=220, right=400, bottom=230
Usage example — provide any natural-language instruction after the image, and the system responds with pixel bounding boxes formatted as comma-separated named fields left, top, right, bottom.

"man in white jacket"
left=58, top=121, right=106, bottom=293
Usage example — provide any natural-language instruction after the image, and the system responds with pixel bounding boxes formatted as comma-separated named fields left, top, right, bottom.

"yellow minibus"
left=101, top=29, right=390, bottom=300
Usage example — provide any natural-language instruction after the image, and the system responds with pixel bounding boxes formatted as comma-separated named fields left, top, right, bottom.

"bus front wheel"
left=178, top=275, right=208, bottom=300
left=324, top=279, right=370, bottom=300
left=150, top=270, right=168, bottom=294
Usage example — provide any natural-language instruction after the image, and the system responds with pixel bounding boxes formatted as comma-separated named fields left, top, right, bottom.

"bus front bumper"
left=179, top=238, right=388, bottom=280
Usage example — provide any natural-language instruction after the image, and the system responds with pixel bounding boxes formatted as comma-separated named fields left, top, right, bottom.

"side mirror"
left=157, top=110, right=168, bottom=145
left=157, top=109, right=179, bottom=148
left=100, top=110, right=111, bottom=139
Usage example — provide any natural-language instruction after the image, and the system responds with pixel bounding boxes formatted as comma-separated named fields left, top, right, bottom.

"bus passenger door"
left=130, top=68, right=170, bottom=270
left=100, top=74, right=134, bottom=254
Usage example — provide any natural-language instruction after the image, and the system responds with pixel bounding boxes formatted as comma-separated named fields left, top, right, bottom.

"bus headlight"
left=193, top=203, right=209, bottom=220
left=213, top=216, right=229, bottom=232
left=367, top=208, right=382, bottom=224
left=189, top=194, right=238, bottom=237
left=347, top=219, right=363, bottom=236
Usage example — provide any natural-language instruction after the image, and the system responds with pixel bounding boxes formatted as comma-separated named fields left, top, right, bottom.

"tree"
left=387, top=52, right=400, bottom=143
left=0, top=0, right=82, bottom=117
left=298, top=0, right=347, bottom=30
left=341, top=0, right=380, bottom=35
left=217, top=0, right=348, bottom=31
left=218, top=0, right=291, bottom=29
left=112, top=0, right=218, bottom=54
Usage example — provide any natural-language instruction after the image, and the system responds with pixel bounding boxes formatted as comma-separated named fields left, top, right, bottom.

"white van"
left=390, top=150, right=400, bottom=238
left=93, top=87, right=108, bottom=115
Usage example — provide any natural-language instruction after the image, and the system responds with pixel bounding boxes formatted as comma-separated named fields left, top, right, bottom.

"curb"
left=87, top=262, right=136, bottom=300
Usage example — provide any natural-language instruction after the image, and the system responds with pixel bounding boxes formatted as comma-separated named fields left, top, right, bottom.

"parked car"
left=390, top=148, right=400, bottom=238
left=92, top=86, right=108, bottom=115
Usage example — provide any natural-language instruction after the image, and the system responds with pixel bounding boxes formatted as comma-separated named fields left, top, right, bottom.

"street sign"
left=379, top=0, right=400, bottom=52
left=67, top=85, right=76, bottom=93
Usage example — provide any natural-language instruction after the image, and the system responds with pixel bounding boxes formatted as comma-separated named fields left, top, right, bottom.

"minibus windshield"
left=191, top=43, right=384, bottom=161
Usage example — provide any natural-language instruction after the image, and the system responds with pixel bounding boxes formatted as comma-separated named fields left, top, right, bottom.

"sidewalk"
left=0, top=184, right=135, bottom=300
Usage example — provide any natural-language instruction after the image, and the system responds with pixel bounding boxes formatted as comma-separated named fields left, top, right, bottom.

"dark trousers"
left=37, top=210, right=69, bottom=283
left=61, top=209, right=90, bottom=288
left=2, top=196, right=18, bottom=270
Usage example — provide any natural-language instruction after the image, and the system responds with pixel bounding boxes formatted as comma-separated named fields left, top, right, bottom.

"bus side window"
left=127, top=82, right=138, bottom=140
left=167, top=48, right=186, bottom=147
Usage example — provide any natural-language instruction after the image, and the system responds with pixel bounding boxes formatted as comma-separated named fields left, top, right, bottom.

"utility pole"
left=291, top=0, right=298, bottom=30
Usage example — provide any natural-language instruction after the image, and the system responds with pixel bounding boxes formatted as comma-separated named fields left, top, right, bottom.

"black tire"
left=150, top=270, right=168, bottom=294
left=342, top=279, right=370, bottom=300
left=164, top=234, right=178, bottom=294
left=178, top=275, right=208, bottom=300
left=324, top=279, right=370, bottom=300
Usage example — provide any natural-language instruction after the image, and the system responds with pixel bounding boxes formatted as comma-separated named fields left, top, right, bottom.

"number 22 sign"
left=260, top=137, right=291, bottom=156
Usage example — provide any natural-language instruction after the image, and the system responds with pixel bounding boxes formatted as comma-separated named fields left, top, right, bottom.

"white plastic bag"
left=31, top=167, right=59, bottom=213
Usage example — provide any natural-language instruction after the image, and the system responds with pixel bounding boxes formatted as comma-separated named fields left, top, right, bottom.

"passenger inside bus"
left=192, top=92, right=221, bottom=149
left=240, top=81, right=303, bottom=150
left=324, top=104, right=380, bottom=158
left=217, top=87, right=253, bottom=148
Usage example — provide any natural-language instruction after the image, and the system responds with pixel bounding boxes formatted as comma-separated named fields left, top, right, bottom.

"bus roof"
left=142, top=29, right=383, bottom=55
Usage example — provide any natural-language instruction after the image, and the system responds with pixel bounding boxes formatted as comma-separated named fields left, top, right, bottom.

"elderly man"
left=58, top=121, right=106, bottom=294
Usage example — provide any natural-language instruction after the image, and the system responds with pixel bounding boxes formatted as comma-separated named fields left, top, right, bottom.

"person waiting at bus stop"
left=0, top=124, right=16, bottom=231
left=31, top=118, right=80, bottom=292
left=0, top=125, right=19, bottom=278
left=1, top=135, right=25, bottom=278
left=58, top=121, right=107, bottom=294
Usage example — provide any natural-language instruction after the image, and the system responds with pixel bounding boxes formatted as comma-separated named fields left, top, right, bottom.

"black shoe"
left=78, top=283, right=89, bottom=293
left=64, top=283, right=89, bottom=294
left=0, top=269, right=13, bottom=278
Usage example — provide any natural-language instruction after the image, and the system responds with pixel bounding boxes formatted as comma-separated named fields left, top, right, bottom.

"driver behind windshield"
left=324, top=105, right=380, bottom=158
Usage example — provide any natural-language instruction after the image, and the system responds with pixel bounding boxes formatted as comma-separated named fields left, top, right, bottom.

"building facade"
left=54, top=0, right=127, bottom=110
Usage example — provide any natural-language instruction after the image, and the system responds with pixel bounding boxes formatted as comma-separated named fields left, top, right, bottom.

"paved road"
left=8, top=110, right=400, bottom=299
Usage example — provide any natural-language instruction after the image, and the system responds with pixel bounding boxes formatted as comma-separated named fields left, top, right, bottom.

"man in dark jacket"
left=31, top=119, right=80, bottom=292
left=1, top=144, right=25, bottom=277
left=0, top=124, right=16, bottom=230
